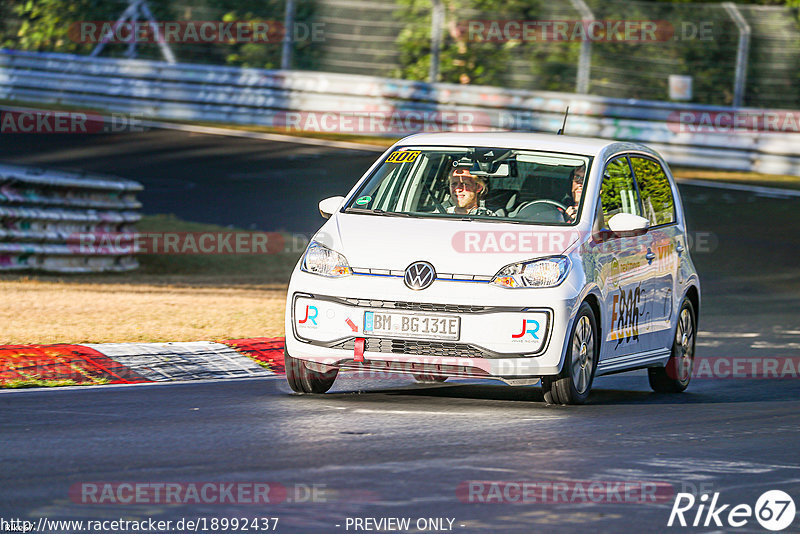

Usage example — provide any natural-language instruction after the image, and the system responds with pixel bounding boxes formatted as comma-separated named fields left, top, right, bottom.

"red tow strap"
left=354, top=338, right=365, bottom=362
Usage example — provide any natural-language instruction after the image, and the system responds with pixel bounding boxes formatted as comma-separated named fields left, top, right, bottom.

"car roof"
left=394, top=132, right=649, bottom=157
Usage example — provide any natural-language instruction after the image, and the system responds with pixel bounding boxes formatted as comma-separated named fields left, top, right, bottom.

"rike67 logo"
left=668, top=490, right=796, bottom=531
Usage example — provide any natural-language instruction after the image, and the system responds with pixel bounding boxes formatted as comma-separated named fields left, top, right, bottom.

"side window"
left=600, top=156, right=641, bottom=228
left=630, top=157, right=675, bottom=226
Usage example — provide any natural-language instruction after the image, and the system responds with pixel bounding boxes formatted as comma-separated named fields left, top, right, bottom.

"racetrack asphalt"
left=1, top=129, right=799, bottom=533
left=2, top=375, right=798, bottom=533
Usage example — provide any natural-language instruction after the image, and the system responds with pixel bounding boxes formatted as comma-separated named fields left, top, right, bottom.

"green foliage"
left=392, top=0, right=562, bottom=87
left=630, top=157, right=674, bottom=225
left=0, top=0, right=317, bottom=69
left=600, top=157, right=634, bottom=224
left=2, top=0, right=128, bottom=53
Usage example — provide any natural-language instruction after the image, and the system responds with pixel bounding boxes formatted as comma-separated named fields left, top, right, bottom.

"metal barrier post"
left=138, top=0, right=176, bottom=64
left=723, top=2, right=751, bottom=108
left=282, top=0, right=296, bottom=70
left=429, top=0, right=444, bottom=83
left=568, top=0, right=593, bottom=94
left=90, top=0, right=175, bottom=63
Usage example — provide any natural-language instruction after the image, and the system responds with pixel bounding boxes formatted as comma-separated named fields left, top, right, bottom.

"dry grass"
left=0, top=279, right=287, bottom=344
left=0, top=215, right=295, bottom=344
left=672, top=167, right=800, bottom=190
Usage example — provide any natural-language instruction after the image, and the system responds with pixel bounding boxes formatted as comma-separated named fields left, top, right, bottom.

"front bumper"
left=284, top=269, right=580, bottom=381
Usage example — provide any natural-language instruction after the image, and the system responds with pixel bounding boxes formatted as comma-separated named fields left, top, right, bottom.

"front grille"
left=336, top=297, right=487, bottom=314
left=332, top=337, right=487, bottom=359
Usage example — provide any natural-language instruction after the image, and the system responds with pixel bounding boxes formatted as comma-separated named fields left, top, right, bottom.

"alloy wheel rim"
left=571, top=315, right=594, bottom=394
left=675, top=308, right=694, bottom=382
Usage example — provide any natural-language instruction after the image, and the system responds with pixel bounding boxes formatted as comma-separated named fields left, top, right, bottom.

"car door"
left=594, top=155, right=657, bottom=360
left=629, top=155, right=681, bottom=351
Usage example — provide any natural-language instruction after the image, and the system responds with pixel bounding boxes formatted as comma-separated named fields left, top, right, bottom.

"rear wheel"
left=542, top=302, right=598, bottom=405
left=649, top=299, right=696, bottom=393
left=284, top=350, right=338, bottom=394
left=413, top=374, right=447, bottom=384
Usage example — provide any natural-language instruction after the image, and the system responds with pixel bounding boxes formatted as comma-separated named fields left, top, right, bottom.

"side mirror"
left=608, top=213, right=650, bottom=237
left=318, top=196, right=345, bottom=219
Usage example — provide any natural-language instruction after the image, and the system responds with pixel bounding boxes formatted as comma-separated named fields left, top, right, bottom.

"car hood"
left=314, top=212, right=583, bottom=276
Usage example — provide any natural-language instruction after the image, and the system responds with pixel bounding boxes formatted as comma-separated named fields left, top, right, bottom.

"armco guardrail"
left=0, top=163, right=142, bottom=273
left=0, top=49, right=799, bottom=176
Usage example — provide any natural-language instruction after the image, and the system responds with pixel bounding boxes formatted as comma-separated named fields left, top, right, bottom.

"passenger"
left=563, top=164, right=586, bottom=222
left=447, top=168, right=495, bottom=216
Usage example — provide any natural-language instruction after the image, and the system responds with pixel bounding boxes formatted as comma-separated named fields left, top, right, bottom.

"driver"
left=447, top=168, right=495, bottom=216
left=563, top=164, right=586, bottom=222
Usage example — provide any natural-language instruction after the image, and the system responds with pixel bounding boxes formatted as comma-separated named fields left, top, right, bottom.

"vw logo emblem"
left=404, top=261, right=436, bottom=290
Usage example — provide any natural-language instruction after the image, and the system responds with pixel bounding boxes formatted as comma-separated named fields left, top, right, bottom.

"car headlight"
left=300, top=241, right=352, bottom=278
left=492, top=256, right=571, bottom=288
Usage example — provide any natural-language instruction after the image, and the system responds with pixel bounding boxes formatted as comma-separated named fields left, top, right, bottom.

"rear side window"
left=600, top=156, right=641, bottom=228
left=630, top=156, right=675, bottom=226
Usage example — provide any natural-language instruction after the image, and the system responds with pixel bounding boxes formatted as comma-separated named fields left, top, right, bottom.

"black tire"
left=284, top=350, right=338, bottom=394
left=412, top=374, right=447, bottom=384
left=542, top=302, right=598, bottom=405
left=649, top=298, right=696, bottom=393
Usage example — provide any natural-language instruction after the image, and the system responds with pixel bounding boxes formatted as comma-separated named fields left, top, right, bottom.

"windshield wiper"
left=344, top=207, right=413, bottom=217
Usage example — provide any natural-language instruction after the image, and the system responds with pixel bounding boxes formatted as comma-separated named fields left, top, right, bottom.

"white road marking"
left=751, top=341, right=800, bottom=350
left=699, top=331, right=760, bottom=338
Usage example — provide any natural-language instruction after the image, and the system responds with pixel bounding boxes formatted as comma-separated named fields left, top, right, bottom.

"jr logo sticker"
left=386, top=150, right=421, bottom=164
left=299, top=305, right=318, bottom=325
left=512, top=319, right=540, bottom=339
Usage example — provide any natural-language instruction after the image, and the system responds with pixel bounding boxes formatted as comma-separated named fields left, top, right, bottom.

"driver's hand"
left=565, top=205, right=577, bottom=221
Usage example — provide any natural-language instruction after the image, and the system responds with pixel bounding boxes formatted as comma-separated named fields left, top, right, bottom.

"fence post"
left=91, top=0, right=176, bottom=63
left=722, top=2, right=751, bottom=108
left=568, top=0, right=593, bottom=94
left=429, top=0, right=444, bottom=83
left=281, top=0, right=296, bottom=70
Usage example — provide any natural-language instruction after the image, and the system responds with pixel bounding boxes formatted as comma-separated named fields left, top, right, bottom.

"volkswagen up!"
left=284, top=133, right=700, bottom=404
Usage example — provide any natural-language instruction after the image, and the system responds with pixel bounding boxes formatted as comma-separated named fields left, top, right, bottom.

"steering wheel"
left=514, top=200, right=571, bottom=222
left=527, top=199, right=569, bottom=211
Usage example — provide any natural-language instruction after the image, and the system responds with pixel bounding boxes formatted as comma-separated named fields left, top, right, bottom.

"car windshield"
left=344, top=146, right=592, bottom=225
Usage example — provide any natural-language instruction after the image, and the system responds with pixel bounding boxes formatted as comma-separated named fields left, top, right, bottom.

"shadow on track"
left=284, top=378, right=799, bottom=406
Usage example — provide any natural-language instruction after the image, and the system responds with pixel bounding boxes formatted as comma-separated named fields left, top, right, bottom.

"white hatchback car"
left=284, top=133, right=700, bottom=404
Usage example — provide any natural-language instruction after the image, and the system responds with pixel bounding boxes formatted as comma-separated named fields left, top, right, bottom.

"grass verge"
left=0, top=215, right=296, bottom=344
left=2, top=377, right=100, bottom=388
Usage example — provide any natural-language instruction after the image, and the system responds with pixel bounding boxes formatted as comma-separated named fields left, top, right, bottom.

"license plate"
left=363, top=310, right=460, bottom=341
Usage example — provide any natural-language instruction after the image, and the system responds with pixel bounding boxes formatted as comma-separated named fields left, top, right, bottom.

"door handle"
left=646, top=250, right=655, bottom=264
left=675, top=243, right=685, bottom=256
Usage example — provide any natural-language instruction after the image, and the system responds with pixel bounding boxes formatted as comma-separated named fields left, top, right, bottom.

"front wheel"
left=542, top=302, right=598, bottom=405
left=648, top=298, right=696, bottom=393
left=284, top=350, right=338, bottom=394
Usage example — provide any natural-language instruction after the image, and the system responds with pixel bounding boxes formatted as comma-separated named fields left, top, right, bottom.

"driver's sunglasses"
left=573, top=174, right=585, bottom=185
